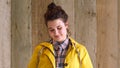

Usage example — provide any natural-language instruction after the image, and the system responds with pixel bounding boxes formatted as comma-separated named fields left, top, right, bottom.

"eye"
left=57, top=27, right=62, bottom=30
left=49, top=29, right=54, bottom=32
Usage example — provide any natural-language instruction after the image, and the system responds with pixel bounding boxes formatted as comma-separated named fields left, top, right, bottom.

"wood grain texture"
left=11, top=0, right=32, bottom=68
left=0, top=0, right=11, bottom=68
left=118, top=0, right=120, bottom=68
left=97, top=0, right=119, bottom=68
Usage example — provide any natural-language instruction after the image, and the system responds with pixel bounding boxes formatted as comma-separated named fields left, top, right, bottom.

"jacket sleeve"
left=28, top=45, right=42, bottom=68
left=80, top=46, right=93, bottom=68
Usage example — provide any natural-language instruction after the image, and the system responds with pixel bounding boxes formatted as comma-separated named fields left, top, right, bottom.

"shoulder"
left=34, top=42, right=47, bottom=51
left=76, top=43, right=87, bottom=53
left=71, top=40, right=89, bottom=59
left=34, top=41, right=52, bottom=51
left=69, top=37, right=87, bottom=52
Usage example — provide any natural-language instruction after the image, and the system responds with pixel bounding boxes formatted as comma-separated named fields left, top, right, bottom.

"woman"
left=28, top=2, right=93, bottom=68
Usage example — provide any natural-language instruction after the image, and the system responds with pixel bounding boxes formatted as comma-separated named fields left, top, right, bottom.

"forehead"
left=47, top=19, right=65, bottom=28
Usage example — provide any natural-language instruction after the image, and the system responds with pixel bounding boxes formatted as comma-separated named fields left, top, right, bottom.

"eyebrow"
left=48, top=27, right=57, bottom=30
left=47, top=26, right=53, bottom=29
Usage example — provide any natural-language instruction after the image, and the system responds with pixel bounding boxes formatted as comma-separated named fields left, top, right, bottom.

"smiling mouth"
left=54, top=35, right=59, bottom=38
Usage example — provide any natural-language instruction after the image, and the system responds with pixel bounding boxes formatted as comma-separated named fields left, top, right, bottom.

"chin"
left=57, top=39, right=65, bottom=42
left=53, top=38, right=62, bottom=42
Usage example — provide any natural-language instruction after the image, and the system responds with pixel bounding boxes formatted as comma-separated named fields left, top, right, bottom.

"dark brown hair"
left=44, top=2, right=68, bottom=26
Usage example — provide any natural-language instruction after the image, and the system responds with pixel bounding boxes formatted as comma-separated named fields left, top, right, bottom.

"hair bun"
left=48, top=2, right=56, bottom=10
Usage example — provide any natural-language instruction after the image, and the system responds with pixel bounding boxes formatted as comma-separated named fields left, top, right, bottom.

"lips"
left=54, top=35, right=59, bottom=38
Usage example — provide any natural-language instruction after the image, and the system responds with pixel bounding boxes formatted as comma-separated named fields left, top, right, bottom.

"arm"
left=81, top=47, right=93, bottom=68
left=28, top=45, right=42, bottom=68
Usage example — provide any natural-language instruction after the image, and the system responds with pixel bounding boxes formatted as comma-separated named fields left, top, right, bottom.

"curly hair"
left=44, top=2, right=68, bottom=26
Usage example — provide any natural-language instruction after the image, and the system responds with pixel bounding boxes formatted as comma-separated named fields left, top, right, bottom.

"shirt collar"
left=53, top=38, right=69, bottom=50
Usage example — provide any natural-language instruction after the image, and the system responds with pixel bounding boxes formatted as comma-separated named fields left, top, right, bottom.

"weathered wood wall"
left=0, top=0, right=11, bottom=68
left=11, top=0, right=32, bottom=68
left=96, top=0, right=118, bottom=68
left=117, top=0, right=120, bottom=68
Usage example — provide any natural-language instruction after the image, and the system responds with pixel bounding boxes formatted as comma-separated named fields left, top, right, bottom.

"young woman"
left=28, top=2, right=93, bottom=68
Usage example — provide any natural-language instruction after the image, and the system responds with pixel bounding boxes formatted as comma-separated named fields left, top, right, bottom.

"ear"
left=65, top=22, right=69, bottom=28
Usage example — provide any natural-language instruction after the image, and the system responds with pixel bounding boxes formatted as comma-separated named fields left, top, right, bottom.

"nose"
left=54, top=29, right=59, bottom=35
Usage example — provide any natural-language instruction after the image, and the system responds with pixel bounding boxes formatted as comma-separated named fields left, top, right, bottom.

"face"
left=47, top=18, right=68, bottom=42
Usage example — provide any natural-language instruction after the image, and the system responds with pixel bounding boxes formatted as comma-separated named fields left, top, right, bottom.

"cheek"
left=61, top=28, right=67, bottom=34
left=48, top=31, right=53, bottom=36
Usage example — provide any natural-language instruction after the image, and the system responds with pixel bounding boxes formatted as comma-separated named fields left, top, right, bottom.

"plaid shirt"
left=53, top=38, right=69, bottom=68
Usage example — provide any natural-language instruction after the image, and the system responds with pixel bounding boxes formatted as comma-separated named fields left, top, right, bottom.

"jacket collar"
left=40, top=37, right=78, bottom=51
left=40, top=42, right=54, bottom=52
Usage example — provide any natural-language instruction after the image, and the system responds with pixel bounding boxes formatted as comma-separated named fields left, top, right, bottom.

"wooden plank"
left=75, top=0, right=96, bottom=68
left=11, top=0, right=32, bottom=68
left=119, top=0, right=120, bottom=67
left=0, top=0, right=11, bottom=68
left=97, top=0, right=118, bottom=68
left=32, top=0, right=52, bottom=49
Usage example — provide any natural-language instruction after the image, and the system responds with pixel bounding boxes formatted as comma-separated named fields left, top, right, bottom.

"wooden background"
left=0, top=0, right=119, bottom=68
left=0, top=0, right=11, bottom=68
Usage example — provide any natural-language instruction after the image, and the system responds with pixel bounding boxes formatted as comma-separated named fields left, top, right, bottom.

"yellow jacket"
left=28, top=37, right=93, bottom=68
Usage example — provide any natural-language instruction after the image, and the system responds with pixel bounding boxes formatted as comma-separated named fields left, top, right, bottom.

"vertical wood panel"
left=97, top=0, right=118, bottom=68
left=75, top=0, right=96, bottom=68
left=0, top=0, right=11, bottom=68
left=118, top=0, right=120, bottom=68
left=11, top=0, right=32, bottom=68
left=32, top=0, right=52, bottom=49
